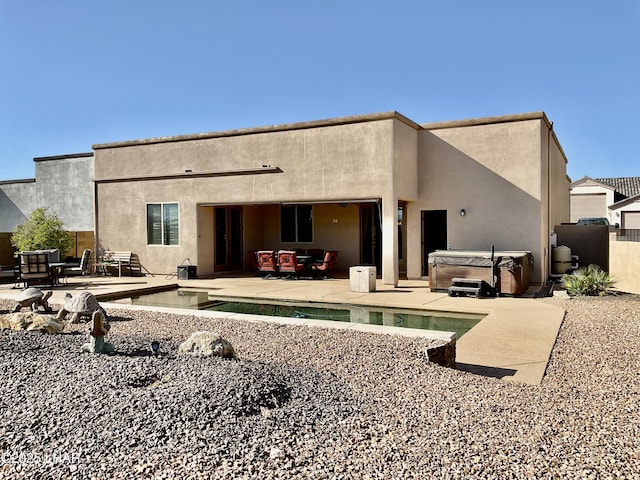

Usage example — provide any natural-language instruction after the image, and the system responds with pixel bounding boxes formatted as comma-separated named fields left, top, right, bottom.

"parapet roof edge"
left=422, top=111, right=567, bottom=166
left=33, top=152, right=93, bottom=162
left=0, top=178, right=36, bottom=185
left=92, top=111, right=423, bottom=150
left=421, top=111, right=550, bottom=130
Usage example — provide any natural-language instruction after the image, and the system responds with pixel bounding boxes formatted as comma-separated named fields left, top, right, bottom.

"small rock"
left=270, top=447, right=285, bottom=461
left=178, top=331, right=235, bottom=358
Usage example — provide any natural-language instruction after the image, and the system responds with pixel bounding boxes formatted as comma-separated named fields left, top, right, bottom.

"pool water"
left=123, top=289, right=483, bottom=338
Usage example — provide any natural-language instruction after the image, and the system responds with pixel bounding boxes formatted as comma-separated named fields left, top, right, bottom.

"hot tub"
left=428, top=250, right=534, bottom=295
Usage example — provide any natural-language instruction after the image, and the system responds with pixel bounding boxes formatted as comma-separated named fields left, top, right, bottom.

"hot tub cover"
left=428, top=250, right=534, bottom=269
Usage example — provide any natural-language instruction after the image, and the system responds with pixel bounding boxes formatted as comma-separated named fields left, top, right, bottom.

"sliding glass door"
left=214, top=206, right=243, bottom=271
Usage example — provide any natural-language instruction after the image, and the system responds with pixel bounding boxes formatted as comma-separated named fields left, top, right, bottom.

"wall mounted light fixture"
left=460, top=209, right=466, bottom=217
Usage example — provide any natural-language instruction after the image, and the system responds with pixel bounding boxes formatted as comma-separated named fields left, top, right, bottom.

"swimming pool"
left=116, top=288, right=483, bottom=338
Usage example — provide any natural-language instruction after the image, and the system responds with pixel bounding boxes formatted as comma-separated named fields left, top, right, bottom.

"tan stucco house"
left=571, top=176, right=640, bottom=228
left=92, top=111, right=570, bottom=286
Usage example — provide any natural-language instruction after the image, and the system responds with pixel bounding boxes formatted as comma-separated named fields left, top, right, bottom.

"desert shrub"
left=562, top=264, right=616, bottom=296
left=11, top=208, right=73, bottom=257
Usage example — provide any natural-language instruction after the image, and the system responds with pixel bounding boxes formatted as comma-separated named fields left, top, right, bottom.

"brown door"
left=214, top=207, right=243, bottom=271
left=422, top=210, right=447, bottom=276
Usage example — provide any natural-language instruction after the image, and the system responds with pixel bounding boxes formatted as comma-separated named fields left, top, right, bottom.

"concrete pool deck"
left=0, top=273, right=565, bottom=386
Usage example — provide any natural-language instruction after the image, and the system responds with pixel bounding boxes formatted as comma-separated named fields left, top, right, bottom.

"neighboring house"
left=570, top=176, right=640, bottom=228
left=0, top=153, right=95, bottom=264
left=92, top=111, right=570, bottom=286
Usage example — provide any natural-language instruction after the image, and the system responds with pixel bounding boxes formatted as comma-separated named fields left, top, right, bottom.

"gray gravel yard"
left=0, top=294, right=638, bottom=479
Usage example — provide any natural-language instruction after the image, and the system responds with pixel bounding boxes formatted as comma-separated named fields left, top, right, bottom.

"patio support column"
left=381, top=198, right=399, bottom=286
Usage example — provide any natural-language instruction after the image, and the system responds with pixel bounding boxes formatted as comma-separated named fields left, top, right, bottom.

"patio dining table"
left=295, top=255, right=317, bottom=267
left=296, top=255, right=315, bottom=264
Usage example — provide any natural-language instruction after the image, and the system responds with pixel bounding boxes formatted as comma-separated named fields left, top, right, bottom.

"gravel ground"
left=0, top=294, right=639, bottom=479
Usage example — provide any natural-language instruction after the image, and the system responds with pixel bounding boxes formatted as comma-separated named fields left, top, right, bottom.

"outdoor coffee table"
left=49, top=262, right=66, bottom=286
left=96, top=260, right=122, bottom=277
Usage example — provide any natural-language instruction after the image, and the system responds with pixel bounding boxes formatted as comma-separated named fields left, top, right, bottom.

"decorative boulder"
left=178, top=331, right=235, bottom=358
left=0, top=312, right=65, bottom=334
left=424, top=338, right=456, bottom=368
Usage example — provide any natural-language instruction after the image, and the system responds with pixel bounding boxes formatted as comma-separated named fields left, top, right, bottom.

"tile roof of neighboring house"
left=595, top=177, right=640, bottom=199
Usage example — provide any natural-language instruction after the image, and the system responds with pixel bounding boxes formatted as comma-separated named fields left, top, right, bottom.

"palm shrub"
left=562, top=264, right=616, bottom=296
left=11, top=208, right=74, bottom=257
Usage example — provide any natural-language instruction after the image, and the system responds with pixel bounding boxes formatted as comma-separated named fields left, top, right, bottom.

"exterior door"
left=422, top=210, right=447, bottom=276
left=214, top=207, right=243, bottom=271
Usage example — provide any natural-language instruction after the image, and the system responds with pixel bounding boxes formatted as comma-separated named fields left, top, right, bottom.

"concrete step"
left=448, top=285, right=482, bottom=298
left=449, top=278, right=496, bottom=298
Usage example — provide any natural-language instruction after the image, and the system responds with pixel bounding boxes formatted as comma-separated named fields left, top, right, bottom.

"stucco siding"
left=610, top=240, right=640, bottom=294
left=543, top=125, right=571, bottom=279
left=0, top=181, right=36, bottom=232
left=196, top=206, right=215, bottom=275
left=34, top=156, right=95, bottom=231
left=0, top=154, right=94, bottom=233
left=95, top=121, right=395, bottom=203
left=242, top=205, right=266, bottom=263
left=393, top=121, right=419, bottom=201
left=244, top=203, right=359, bottom=261
left=426, top=120, right=543, bottom=199
left=95, top=119, right=396, bottom=274
left=549, top=144, right=570, bottom=225
left=412, top=121, right=545, bottom=282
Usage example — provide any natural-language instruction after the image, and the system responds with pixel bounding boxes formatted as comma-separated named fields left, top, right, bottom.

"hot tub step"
left=448, top=278, right=491, bottom=298
left=448, top=286, right=482, bottom=298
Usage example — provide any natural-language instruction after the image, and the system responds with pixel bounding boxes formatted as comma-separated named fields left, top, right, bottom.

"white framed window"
left=280, top=205, right=313, bottom=243
left=147, top=202, right=179, bottom=245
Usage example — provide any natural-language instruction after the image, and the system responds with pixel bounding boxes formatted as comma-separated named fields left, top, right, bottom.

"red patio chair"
left=310, top=250, right=338, bottom=279
left=256, top=250, right=278, bottom=278
left=277, top=250, right=306, bottom=278
left=248, top=250, right=260, bottom=269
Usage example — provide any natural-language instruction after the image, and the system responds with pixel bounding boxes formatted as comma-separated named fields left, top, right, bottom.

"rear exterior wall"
left=407, top=119, right=549, bottom=283
left=94, top=120, right=398, bottom=274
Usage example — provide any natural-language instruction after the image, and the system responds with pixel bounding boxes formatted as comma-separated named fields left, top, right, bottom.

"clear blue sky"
left=1, top=1, right=638, bottom=182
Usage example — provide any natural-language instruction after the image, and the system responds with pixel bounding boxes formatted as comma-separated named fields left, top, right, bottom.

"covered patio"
left=196, top=199, right=385, bottom=278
